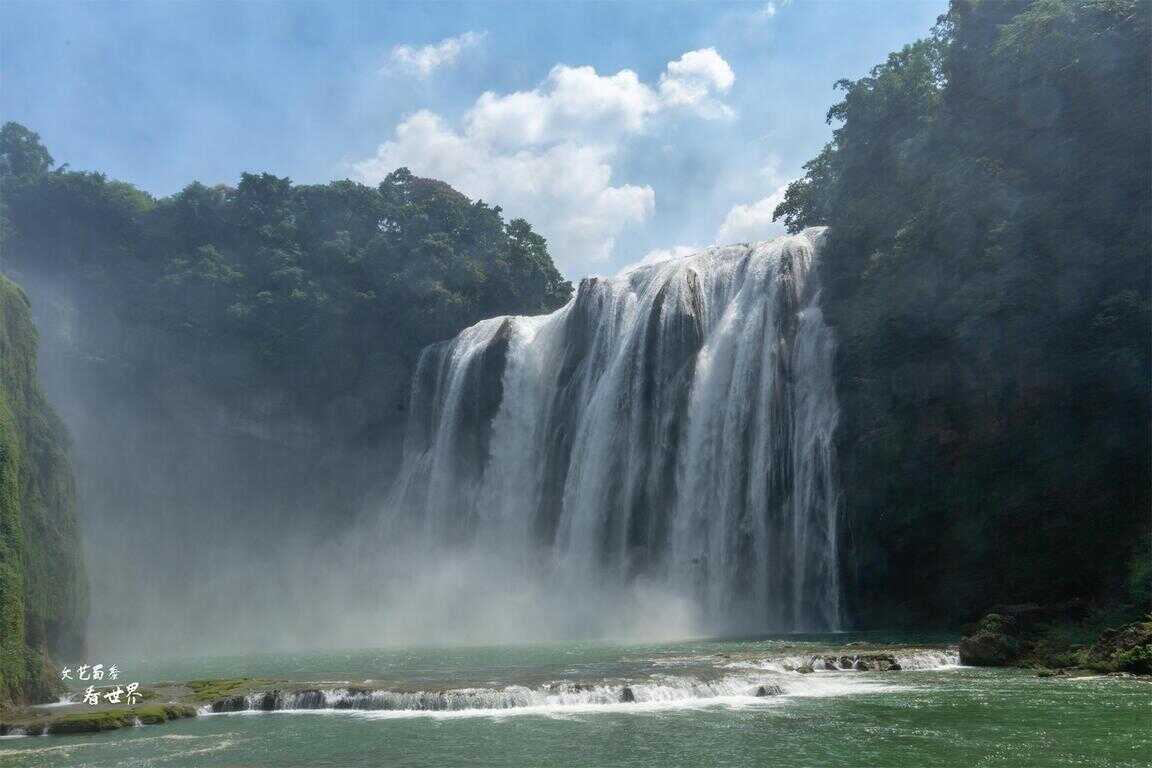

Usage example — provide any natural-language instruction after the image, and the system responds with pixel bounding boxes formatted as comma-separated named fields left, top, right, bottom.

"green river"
left=1, top=634, right=1148, bottom=767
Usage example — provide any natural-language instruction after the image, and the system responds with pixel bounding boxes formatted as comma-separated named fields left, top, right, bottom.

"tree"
left=774, top=0, right=1151, bottom=625
left=0, top=123, right=53, bottom=183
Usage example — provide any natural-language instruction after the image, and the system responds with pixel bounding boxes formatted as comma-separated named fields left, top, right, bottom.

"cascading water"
left=387, top=228, right=840, bottom=634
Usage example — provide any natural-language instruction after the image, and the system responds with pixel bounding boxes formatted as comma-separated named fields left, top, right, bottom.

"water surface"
left=2, top=636, right=1147, bottom=767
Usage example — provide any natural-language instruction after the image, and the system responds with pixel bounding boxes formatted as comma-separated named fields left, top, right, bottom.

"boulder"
left=859, top=654, right=901, bottom=672
left=210, top=695, right=249, bottom=713
left=959, top=614, right=1022, bottom=666
left=1082, top=621, right=1152, bottom=674
left=619, top=687, right=636, bottom=703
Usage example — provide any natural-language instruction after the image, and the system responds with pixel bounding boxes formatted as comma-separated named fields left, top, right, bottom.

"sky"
left=0, top=0, right=946, bottom=279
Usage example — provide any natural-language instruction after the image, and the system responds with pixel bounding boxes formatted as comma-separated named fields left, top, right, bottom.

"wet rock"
left=851, top=654, right=902, bottom=672
left=0, top=723, right=37, bottom=737
left=797, top=665, right=814, bottom=674
left=254, top=691, right=283, bottom=711
left=210, top=695, right=249, bottom=713
left=619, top=687, right=636, bottom=703
left=548, top=682, right=594, bottom=693
left=292, top=689, right=326, bottom=709
left=755, top=685, right=783, bottom=696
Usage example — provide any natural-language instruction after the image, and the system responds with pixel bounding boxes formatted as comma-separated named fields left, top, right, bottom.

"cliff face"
left=774, top=0, right=1151, bottom=627
left=0, top=275, right=86, bottom=705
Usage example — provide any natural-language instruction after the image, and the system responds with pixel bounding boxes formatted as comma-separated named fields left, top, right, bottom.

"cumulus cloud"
left=465, top=65, right=659, bottom=148
left=354, top=49, right=735, bottom=274
left=386, top=31, right=486, bottom=79
left=658, top=49, right=735, bottom=118
left=715, top=182, right=791, bottom=244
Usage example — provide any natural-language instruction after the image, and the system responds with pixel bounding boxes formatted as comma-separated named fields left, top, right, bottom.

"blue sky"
left=0, top=0, right=946, bottom=278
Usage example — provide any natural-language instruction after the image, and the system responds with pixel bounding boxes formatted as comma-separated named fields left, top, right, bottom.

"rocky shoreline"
left=958, top=604, right=1152, bottom=676
left=0, top=647, right=948, bottom=736
left=1, top=628, right=1144, bottom=738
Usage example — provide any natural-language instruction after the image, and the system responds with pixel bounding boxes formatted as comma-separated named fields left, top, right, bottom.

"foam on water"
left=199, top=664, right=915, bottom=720
left=894, top=650, right=960, bottom=670
left=722, top=649, right=959, bottom=672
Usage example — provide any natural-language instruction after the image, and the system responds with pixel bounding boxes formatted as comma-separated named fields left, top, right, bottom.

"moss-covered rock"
left=0, top=275, right=86, bottom=706
left=960, top=607, right=1152, bottom=674
left=959, top=614, right=1022, bottom=666
left=46, top=704, right=196, bottom=734
left=184, top=677, right=257, bottom=702
left=0, top=702, right=197, bottom=736
left=1082, top=621, right=1152, bottom=674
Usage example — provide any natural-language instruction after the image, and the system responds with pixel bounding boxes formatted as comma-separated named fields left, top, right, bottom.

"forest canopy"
left=775, top=0, right=1151, bottom=624
left=0, top=125, right=572, bottom=457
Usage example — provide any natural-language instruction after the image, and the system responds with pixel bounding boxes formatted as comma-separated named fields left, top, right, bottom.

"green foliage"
left=777, top=0, right=1151, bottom=625
left=0, top=136, right=572, bottom=461
left=0, top=124, right=53, bottom=183
left=0, top=276, right=85, bottom=705
left=1109, top=643, right=1152, bottom=675
left=1080, top=620, right=1152, bottom=673
left=0, top=127, right=575, bottom=671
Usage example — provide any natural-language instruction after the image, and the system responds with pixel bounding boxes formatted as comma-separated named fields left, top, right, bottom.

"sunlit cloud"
left=355, top=49, right=736, bottom=275
left=385, top=31, right=487, bottom=79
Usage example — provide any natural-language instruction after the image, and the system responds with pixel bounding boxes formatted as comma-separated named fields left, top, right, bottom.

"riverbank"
left=958, top=606, right=1152, bottom=675
left=2, top=625, right=1148, bottom=741
left=3, top=635, right=956, bottom=736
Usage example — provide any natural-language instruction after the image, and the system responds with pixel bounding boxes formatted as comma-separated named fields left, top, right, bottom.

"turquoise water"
left=2, top=636, right=1149, bottom=767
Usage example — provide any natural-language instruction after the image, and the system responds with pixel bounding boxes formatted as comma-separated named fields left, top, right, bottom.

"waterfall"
left=386, top=228, right=840, bottom=633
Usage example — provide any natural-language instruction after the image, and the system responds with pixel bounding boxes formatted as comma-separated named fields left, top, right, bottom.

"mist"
left=15, top=257, right=705, bottom=659
left=12, top=228, right=838, bottom=661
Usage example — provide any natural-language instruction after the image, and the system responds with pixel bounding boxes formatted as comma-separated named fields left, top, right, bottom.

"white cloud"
left=354, top=49, right=736, bottom=275
left=465, top=65, right=659, bottom=149
left=354, top=111, right=655, bottom=268
left=386, top=31, right=486, bottom=79
left=659, top=49, right=736, bottom=118
left=715, top=182, right=791, bottom=244
left=757, top=0, right=792, bottom=20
